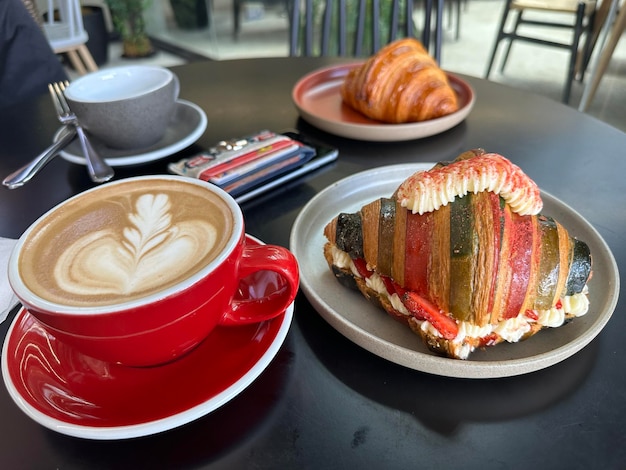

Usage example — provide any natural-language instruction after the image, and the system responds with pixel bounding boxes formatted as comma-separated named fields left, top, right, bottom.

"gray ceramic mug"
left=64, top=66, right=180, bottom=150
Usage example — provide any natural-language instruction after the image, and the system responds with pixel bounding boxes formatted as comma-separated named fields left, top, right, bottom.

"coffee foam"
left=19, top=179, right=234, bottom=307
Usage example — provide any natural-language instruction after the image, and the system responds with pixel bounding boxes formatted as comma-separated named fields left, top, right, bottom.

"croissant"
left=340, top=38, right=459, bottom=123
left=323, top=150, right=592, bottom=359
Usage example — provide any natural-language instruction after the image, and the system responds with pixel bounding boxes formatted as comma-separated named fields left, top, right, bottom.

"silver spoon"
left=2, top=125, right=77, bottom=189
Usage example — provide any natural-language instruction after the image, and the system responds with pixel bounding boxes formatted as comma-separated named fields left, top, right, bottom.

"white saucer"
left=55, top=99, right=207, bottom=167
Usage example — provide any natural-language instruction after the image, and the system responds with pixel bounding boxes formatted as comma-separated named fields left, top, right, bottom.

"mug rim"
left=8, top=175, right=243, bottom=315
left=64, top=65, right=175, bottom=104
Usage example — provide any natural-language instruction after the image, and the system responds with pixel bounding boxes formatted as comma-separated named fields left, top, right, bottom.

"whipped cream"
left=331, top=246, right=589, bottom=359
left=396, top=154, right=543, bottom=216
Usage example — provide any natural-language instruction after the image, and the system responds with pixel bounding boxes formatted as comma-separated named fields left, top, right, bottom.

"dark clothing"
left=0, top=0, right=68, bottom=109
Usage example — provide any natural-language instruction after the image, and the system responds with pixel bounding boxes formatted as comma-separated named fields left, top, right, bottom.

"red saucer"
left=1, top=236, right=293, bottom=440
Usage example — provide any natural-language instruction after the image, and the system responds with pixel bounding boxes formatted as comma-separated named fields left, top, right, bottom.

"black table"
left=0, top=57, right=624, bottom=469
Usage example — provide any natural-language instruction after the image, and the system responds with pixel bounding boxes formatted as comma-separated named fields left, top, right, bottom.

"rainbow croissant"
left=323, top=151, right=592, bottom=359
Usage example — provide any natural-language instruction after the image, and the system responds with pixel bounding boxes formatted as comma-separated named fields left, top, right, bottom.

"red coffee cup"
left=8, top=175, right=299, bottom=367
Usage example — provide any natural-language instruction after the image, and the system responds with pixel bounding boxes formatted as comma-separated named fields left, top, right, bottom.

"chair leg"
left=455, top=0, right=461, bottom=40
left=288, top=0, right=300, bottom=56
left=500, top=9, right=523, bottom=73
left=233, top=0, right=241, bottom=37
left=423, top=0, right=433, bottom=52
left=65, top=45, right=98, bottom=75
left=77, top=45, right=98, bottom=73
left=576, top=0, right=610, bottom=81
left=579, top=0, right=626, bottom=112
left=434, top=0, right=443, bottom=62
left=66, top=50, right=87, bottom=75
left=485, top=0, right=513, bottom=78
left=577, top=8, right=597, bottom=82
left=563, top=3, right=586, bottom=104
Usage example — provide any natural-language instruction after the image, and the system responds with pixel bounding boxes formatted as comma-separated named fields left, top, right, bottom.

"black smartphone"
left=168, top=130, right=338, bottom=203
left=232, top=130, right=338, bottom=203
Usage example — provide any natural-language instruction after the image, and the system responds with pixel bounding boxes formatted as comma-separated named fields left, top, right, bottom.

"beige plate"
left=289, top=164, right=620, bottom=378
left=292, top=64, right=475, bottom=141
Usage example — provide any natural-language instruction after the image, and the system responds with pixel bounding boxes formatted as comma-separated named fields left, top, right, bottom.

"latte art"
left=19, top=178, right=234, bottom=307
left=54, top=193, right=218, bottom=298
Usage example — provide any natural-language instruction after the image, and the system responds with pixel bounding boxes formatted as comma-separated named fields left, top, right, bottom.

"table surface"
left=0, top=57, right=624, bottom=469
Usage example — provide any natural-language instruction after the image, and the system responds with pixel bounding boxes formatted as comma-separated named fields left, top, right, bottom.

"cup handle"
left=219, top=244, right=299, bottom=326
left=172, top=73, right=180, bottom=101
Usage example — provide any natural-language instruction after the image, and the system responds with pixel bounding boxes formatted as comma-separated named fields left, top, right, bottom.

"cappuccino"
left=19, top=178, right=234, bottom=307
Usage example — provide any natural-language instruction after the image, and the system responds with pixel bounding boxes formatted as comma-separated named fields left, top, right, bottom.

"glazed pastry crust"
left=340, top=38, right=459, bottom=123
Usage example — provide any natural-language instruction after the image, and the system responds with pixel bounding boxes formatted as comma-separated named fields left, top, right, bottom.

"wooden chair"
left=289, top=0, right=444, bottom=63
left=35, top=0, right=99, bottom=75
left=484, top=0, right=597, bottom=104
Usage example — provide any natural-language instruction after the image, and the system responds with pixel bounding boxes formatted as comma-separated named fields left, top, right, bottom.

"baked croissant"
left=340, top=38, right=459, bottom=123
left=323, top=150, right=592, bottom=359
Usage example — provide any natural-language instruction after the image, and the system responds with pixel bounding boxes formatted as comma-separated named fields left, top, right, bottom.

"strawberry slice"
left=524, top=309, right=539, bottom=321
left=381, top=275, right=396, bottom=295
left=478, top=333, right=499, bottom=348
left=391, top=280, right=407, bottom=298
left=402, top=291, right=459, bottom=340
left=352, top=258, right=371, bottom=278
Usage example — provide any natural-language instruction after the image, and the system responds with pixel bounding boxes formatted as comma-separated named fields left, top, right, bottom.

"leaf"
left=123, top=193, right=172, bottom=263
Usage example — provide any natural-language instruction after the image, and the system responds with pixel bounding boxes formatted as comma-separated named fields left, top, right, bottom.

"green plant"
left=106, top=0, right=154, bottom=57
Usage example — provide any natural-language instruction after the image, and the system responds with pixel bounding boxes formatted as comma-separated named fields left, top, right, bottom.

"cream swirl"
left=396, top=153, right=543, bottom=216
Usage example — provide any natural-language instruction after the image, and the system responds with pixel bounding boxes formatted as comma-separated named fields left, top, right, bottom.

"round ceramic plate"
left=292, top=64, right=475, bottom=141
left=289, top=164, right=619, bottom=379
left=1, top=235, right=293, bottom=440
left=55, top=99, right=207, bottom=167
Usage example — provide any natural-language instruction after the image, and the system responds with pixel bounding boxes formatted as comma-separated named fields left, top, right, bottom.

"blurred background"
left=69, top=0, right=625, bottom=131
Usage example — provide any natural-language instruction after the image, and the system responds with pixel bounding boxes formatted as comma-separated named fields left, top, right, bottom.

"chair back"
left=511, top=0, right=596, bottom=14
left=37, top=0, right=88, bottom=49
left=290, top=0, right=441, bottom=60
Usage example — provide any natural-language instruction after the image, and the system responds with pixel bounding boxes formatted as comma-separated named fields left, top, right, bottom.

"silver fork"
left=49, top=82, right=114, bottom=183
